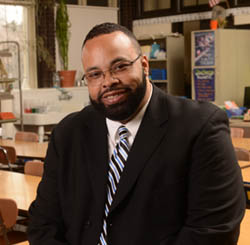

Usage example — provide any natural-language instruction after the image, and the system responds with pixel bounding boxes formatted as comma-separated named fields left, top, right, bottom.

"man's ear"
left=141, top=55, right=149, bottom=76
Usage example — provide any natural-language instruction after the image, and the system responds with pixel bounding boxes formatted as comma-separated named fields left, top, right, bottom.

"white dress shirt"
left=106, top=83, right=153, bottom=158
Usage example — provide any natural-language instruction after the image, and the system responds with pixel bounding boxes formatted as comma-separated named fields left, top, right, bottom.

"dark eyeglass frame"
left=82, top=53, right=142, bottom=86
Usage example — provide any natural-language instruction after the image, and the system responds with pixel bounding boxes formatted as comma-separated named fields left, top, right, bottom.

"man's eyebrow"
left=110, top=57, right=128, bottom=66
left=85, top=57, right=129, bottom=73
left=85, top=66, right=100, bottom=73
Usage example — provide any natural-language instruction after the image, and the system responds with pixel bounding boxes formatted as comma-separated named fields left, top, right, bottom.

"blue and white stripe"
left=99, top=126, right=129, bottom=245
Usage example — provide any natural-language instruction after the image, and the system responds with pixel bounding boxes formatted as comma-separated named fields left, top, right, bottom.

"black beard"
left=90, top=72, right=147, bottom=122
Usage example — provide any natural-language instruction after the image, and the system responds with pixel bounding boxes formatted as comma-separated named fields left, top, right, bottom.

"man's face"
left=82, top=31, right=150, bottom=122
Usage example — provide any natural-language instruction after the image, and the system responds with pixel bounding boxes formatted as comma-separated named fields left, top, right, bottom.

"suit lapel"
left=84, top=110, right=109, bottom=212
left=110, top=86, right=169, bottom=213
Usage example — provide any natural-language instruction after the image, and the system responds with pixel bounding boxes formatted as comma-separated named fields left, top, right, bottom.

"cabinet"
left=138, top=35, right=185, bottom=95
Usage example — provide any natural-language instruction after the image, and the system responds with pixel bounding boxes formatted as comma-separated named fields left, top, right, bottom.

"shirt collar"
left=106, top=83, right=153, bottom=142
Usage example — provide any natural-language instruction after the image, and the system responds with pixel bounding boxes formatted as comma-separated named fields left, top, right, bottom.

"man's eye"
left=88, top=71, right=102, bottom=79
left=113, top=63, right=130, bottom=72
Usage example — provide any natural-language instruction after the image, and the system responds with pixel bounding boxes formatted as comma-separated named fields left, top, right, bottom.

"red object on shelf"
left=210, top=20, right=218, bottom=30
left=0, top=112, right=16, bottom=120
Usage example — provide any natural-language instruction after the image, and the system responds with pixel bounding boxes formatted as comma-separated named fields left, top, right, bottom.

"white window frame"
left=0, top=0, right=37, bottom=88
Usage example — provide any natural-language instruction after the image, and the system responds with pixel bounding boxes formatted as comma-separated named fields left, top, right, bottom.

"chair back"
left=0, top=198, right=27, bottom=244
left=0, top=198, right=18, bottom=229
left=230, top=127, right=244, bottom=138
left=234, top=147, right=250, bottom=161
left=0, top=146, right=17, bottom=171
left=0, top=198, right=18, bottom=245
left=15, top=131, right=39, bottom=142
left=24, top=160, right=44, bottom=177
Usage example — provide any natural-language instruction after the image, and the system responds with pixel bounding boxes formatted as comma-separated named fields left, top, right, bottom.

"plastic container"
left=151, top=69, right=167, bottom=80
left=53, top=72, right=61, bottom=88
left=210, top=20, right=218, bottom=30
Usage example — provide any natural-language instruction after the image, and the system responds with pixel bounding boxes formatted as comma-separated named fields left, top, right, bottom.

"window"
left=135, top=0, right=176, bottom=19
left=237, top=0, right=250, bottom=6
left=79, top=0, right=117, bottom=7
left=0, top=1, right=36, bottom=89
left=181, top=0, right=229, bottom=11
left=183, top=0, right=211, bottom=7
left=56, top=0, right=78, bottom=4
left=143, top=0, right=171, bottom=12
left=87, top=0, right=108, bottom=6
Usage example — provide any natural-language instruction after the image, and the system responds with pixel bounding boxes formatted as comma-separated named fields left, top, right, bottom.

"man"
left=28, top=22, right=245, bottom=245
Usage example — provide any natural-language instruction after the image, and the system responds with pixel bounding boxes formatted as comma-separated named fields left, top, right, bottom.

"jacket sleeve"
left=174, top=108, right=246, bottom=245
left=27, top=129, right=69, bottom=245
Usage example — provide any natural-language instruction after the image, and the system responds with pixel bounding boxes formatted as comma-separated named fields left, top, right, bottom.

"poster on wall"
left=194, top=31, right=215, bottom=66
left=193, top=68, right=215, bottom=101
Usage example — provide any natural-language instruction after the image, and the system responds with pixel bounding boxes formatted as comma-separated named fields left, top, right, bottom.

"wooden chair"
left=0, top=198, right=27, bottom=244
left=230, top=127, right=244, bottom=138
left=0, top=146, right=23, bottom=172
left=15, top=131, right=39, bottom=167
left=15, top=131, right=39, bottom=142
left=24, top=160, right=44, bottom=177
left=234, top=147, right=250, bottom=161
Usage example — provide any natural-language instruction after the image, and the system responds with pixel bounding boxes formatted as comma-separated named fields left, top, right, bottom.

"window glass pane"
left=238, top=0, right=250, bottom=4
left=183, top=0, right=226, bottom=7
left=0, top=5, right=29, bottom=89
left=56, top=0, right=79, bottom=4
left=87, top=0, right=108, bottom=6
left=198, top=0, right=209, bottom=4
left=66, top=0, right=78, bottom=4
left=183, top=0, right=197, bottom=7
left=198, top=0, right=226, bottom=4
left=143, top=0, right=171, bottom=12
left=158, top=0, right=171, bottom=9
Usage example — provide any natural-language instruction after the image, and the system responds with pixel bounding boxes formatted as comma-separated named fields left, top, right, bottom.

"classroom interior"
left=0, top=0, right=250, bottom=244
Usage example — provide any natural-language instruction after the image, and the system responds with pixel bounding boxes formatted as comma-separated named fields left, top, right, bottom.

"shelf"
left=0, top=41, right=23, bottom=131
left=137, top=36, right=167, bottom=41
left=0, top=118, right=18, bottom=124
left=151, top=80, right=168, bottom=83
left=139, top=35, right=184, bottom=95
left=148, top=58, right=167, bottom=62
left=0, top=78, right=17, bottom=83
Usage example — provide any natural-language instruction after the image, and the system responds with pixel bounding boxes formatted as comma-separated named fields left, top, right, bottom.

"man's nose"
left=102, top=71, right=119, bottom=87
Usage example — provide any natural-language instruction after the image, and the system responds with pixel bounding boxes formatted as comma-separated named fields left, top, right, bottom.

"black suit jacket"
left=28, top=85, right=245, bottom=245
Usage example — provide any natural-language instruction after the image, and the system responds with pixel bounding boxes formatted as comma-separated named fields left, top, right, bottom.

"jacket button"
left=84, top=220, right=91, bottom=228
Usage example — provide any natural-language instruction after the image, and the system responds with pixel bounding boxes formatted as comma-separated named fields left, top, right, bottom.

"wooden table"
left=230, top=119, right=250, bottom=138
left=238, top=161, right=250, bottom=169
left=0, top=170, right=41, bottom=212
left=0, top=138, right=48, bottom=159
left=241, top=166, right=250, bottom=181
left=232, top=137, right=250, bottom=152
left=230, top=119, right=250, bottom=128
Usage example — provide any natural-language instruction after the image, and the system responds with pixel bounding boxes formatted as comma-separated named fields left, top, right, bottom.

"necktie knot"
left=118, top=125, right=129, bottom=140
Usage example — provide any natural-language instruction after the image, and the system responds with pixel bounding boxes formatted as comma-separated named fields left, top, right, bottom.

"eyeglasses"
left=82, top=54, right=141, bottom=86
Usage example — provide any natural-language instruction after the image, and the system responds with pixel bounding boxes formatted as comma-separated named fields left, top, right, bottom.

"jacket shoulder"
left=51, top=105, right=103, bottom=139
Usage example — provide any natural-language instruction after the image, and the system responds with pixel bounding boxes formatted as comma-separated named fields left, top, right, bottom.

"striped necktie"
left=99, top=125, right=130, bottom=245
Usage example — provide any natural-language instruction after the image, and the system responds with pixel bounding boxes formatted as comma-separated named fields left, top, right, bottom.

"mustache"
left=98, top=86, right=131, bottom=100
